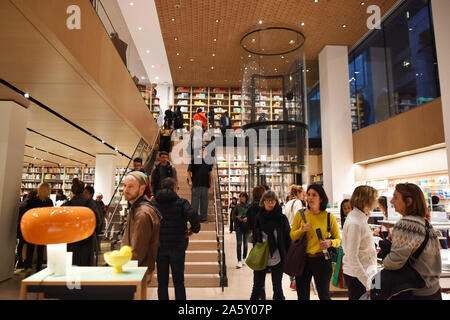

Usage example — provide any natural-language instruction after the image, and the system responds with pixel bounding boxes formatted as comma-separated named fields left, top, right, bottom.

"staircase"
left=148, top=162, right=222, bottom=288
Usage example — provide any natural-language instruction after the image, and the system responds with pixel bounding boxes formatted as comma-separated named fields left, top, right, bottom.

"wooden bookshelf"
left=174, top=87, right=285, bottom=133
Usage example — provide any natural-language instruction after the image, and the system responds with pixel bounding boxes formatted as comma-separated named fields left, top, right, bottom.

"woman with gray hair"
left=249, top=191, right=292, bottom=300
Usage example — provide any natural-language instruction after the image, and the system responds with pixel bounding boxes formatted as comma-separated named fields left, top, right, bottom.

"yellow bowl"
left=104, top=252, right=132, bottom=274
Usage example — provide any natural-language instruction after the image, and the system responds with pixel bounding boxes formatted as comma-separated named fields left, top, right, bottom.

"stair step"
left=190, top=231, right=216, bottom=240
left=185, top=250, right=218, bottom=262
left=149, top=274, right=221, bottom=287
left=188, top=240, right=217, bottom=250
left=185, top=262, right=220, bottom=274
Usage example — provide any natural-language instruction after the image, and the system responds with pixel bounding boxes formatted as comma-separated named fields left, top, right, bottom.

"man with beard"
left=122, top=171, right=162, bottom=280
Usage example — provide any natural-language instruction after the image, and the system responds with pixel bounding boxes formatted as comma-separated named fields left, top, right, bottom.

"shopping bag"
left=245, top=241, right=269, bottom=271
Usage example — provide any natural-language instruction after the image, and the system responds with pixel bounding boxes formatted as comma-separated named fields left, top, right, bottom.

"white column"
left=319, top=46, right=355, bottom=206
left=94, top=154, right=117, bottom=205
left=0, top=101, right=28, bottom=281
left=431, top=0, right=450, bottom=174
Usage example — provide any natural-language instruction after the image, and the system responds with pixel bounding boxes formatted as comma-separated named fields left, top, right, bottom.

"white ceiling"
left=117, top=0, right=173, bottom=86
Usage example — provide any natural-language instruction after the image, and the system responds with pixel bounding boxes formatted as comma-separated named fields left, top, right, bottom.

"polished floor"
left=2, top=224, right=449, bottom=300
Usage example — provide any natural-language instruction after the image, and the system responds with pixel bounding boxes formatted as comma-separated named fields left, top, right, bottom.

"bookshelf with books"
left=174, top=86, right=192, bottom=130
left=217, top=155, right=248, bottom=216
left=21, top=166, right=96, bottom=196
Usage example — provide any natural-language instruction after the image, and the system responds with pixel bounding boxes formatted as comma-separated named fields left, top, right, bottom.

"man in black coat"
left=151, top=177, right=200, bottom=300
left=150, top=151, right=178, bottom=197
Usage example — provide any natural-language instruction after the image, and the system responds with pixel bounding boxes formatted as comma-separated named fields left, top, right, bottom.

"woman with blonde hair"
left=23, top=182, right=54, bottom=272
left=342, top=185, right=379, bottom=300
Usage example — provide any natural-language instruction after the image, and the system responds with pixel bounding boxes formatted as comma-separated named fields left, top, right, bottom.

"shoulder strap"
left=300, top=209, right=306, bottom=224
left=410, top=219, right=430, bottom=263
left=327, top=211, right=331, bottom=232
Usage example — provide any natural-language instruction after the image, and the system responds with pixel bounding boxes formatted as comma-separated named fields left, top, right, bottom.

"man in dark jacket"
left=164, top=105, right=174, bottom=126
left=64, top=179, right=102, bottom=266
left=151, top=177, right=200, bottom=300
left=219, top=111, right=232, bottom=136
left=151, top=151, right=178, bottom=196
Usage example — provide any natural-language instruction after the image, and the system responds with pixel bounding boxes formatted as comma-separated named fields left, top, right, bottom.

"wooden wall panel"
left=353, top=98, right=445, bottom=163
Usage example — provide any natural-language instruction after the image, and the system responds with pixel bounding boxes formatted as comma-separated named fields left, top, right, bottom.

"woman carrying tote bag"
left=249, top=191, right=291, bottom=300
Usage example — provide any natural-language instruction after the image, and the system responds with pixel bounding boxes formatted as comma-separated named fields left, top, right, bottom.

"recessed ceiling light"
left=151, top=65, right=155, bottom=68
left=24, top=93, right=30, bottom=98
left=146, top=50, right=150, bottom=54
left=171, top=18, right=176, bottom=22
left=212, top=53, right=216, bottom=56
left=141, top=76, right=146, bottom=79
left=213, top=38, right=217, bottom=42
left=138, top=27, right=143, bottom=30
left=174, top=37, right=178, bottom=40
left=301, top=22, right=305, bottom=26
left=215, top=19, right=220, bottom=23
left=360, top=1, right=366, bottom=5
left=258, top=20, right=263, bottom=24
left=178, top=66, right=182, bottom=69
left=289, top=40, right=295, bottom=44
left=129, top=2, right=134, bottom=5
left=342, top=24, right=347, bottom=28
left=190, top=58, right=195, bottom=62
left=211, top=66, right=214, bottom=70
left=155, top=76, right=159, bottom=80
left=314, top=0, right=319, bottom=3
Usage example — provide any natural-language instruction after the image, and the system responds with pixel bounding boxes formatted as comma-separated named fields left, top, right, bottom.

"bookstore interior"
left=1, top=0, right=450, bottom=302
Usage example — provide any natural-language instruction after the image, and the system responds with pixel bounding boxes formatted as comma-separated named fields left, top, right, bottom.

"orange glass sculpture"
left=20, top=207, right=96, bottom=245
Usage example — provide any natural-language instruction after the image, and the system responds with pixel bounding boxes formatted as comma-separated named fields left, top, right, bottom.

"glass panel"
left=348, top=0, right=440, bottom=132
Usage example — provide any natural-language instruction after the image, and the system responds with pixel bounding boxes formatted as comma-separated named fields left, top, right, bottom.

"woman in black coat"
left=23, top=184, right=54, bottom=272
left=250, top=191, right=291, bottom=300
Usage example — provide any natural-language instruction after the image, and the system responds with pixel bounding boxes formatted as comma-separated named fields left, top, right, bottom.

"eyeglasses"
left=264, top=199, right=276, bottom=204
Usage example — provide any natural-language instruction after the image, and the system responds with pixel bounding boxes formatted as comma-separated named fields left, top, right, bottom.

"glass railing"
left=102, top=135, right=158, bottom=244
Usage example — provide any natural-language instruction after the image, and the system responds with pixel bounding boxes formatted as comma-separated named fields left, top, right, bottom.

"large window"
left=349, top=0, right=440, bottom=132
left=307, top=83, right=321, bottom=148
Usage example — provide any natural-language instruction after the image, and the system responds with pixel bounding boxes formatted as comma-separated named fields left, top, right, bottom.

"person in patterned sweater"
left=383, top=183, right=442, bottom=300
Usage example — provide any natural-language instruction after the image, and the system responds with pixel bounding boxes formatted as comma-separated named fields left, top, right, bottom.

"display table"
left=20, top=266, right=148, bottom=300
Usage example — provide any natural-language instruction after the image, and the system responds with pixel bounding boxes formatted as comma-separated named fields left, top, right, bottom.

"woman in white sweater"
left=342, top=185, right=379, bottom=300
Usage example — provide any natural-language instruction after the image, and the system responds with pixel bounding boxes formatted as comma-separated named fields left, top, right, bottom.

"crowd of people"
left=229, top=182, right=444, bottom=300
left=14, top=103, right=445, bottom=301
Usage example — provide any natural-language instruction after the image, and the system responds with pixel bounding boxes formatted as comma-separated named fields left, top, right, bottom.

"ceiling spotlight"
left=360, top=2, right=366, bottom=5
left=141, top=76, right=146, bottom=79
left=155, top=76, right=159, bottom=80
left=176, top=52, right=180, bottom=56
left=258, top=20, right=263, bottom=24
left=212, top=53, right=216, bottom=57
left=171, top=18, right=176, bottom=22
left=101, top=140, right=105, bottom=144
left=174, top=37, right=178, bottom=40
left=289, top=40, right=295, bottom=45
left=138, top=27, right=143, bottom=30
left=301, top=22, right=305, bottom=26
left=190, top=58, right=195, bottom=62
left=215, top=19, right=220, bottom=23
left=213, top=38, right=217, bottom=42
left=211, top=66, right=215, bottom=70
left=178, top=66, right=182, bottom=69
left=342, top=24, right=347, bottom=28
left=146, top=50, right=150, bottom=54
left=314, top=0, right=319, bottom=3
left=129, top=2, right=134, bottom=6
left=24, top=93, right=30, bottom=98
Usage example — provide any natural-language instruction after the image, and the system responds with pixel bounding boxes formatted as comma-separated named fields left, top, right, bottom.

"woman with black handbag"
left=290, top=184, right=341, bottom=300
left=378, top=183, right=442, bottom=300
left=342, top=185, right=379, bottom=300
